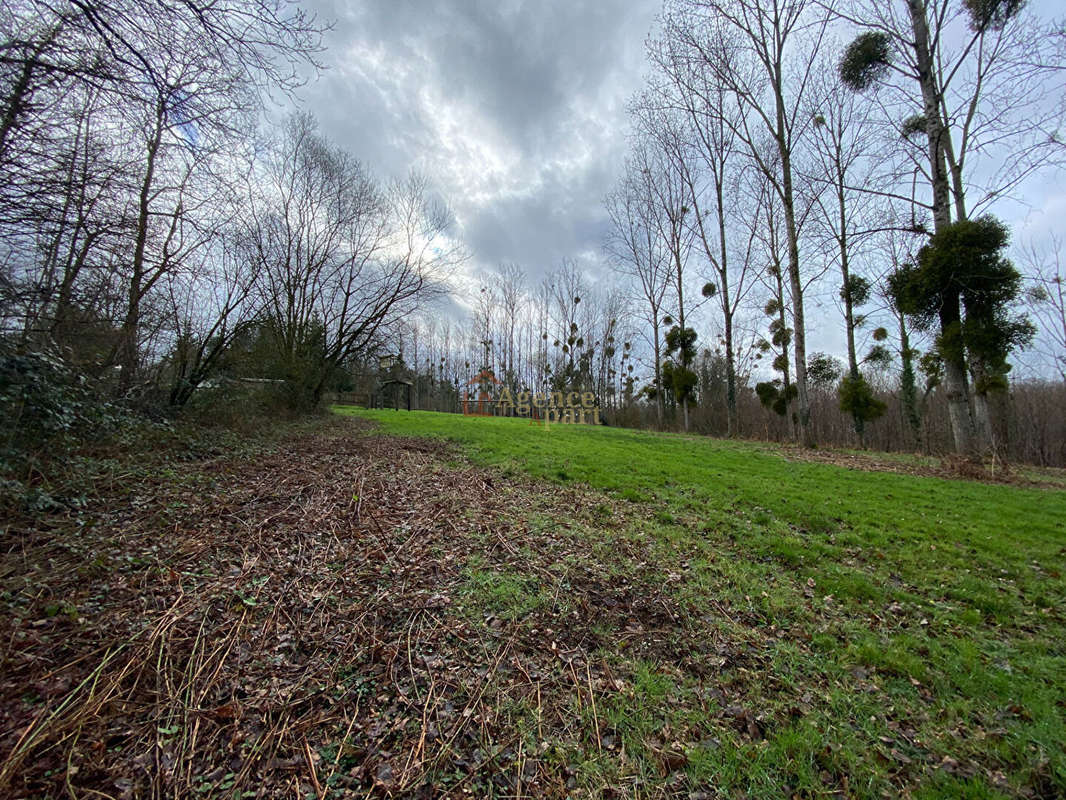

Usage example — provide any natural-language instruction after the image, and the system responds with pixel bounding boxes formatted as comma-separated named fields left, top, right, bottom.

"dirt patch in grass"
left=0, top=418, right=703, bottom=798
left=776, top=442, right=1066, bottom=488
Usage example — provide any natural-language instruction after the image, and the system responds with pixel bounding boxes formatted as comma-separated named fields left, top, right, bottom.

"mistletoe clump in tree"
left=837, top=372, right=887, bottom=443
left=755, top=298, right=797, bottom=424
left=889, top=216, right=1033, bottom=453
left=835, top=274, right=891, bottom=446
left=662, top=322, right=699, bottom=416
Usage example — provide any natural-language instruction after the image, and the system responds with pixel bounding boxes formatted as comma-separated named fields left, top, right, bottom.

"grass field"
left=337, top=408, right=1066, bottom=798
left=3, top=409, right=1063, bottom=799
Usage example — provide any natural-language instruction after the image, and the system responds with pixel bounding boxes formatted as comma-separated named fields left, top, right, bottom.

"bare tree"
left=628, top=121, right=698, bottom=431
left=0, top=0, right=323, bottom=394
left=113, top=64, right=240, bottom=395
left=162, top=228, right=262, bottom=406
left=1, top=84, right=127, bottom=358
left=249, top=115, right=458, bottom=407
left=497, top=262, right=525, bottom=383
left=1, top=0, right=321, bottom=130
left=646, top=29, right=764, bottom=436
left=546, top=258, right=588, bottom=386
left=663, top=0, right=834, bottom=446
left=604, top=150, right=672, bottom=426
left=750, top=175, right=798, bottom=438
left=1022, top=235, right=1066, bottom=383
left=591, top=285, right=632, bottom=411
left=806, top=67, right=893, bottom=444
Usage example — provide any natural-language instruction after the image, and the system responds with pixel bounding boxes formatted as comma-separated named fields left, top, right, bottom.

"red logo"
left=462, top=369, right=500, bottom=416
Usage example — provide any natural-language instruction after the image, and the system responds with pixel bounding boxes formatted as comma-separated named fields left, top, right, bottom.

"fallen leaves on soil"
left=0, top=419, right=710, bottom=798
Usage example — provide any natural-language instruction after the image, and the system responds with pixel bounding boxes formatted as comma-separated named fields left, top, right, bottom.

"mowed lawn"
left=339, top=407, right=1066, bottom=799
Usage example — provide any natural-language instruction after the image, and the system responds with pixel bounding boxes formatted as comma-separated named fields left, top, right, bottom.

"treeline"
left=0, top=0, right=459, bottom=430
left=369, top=0, right=1066, bottom=466
left=604, top=0, right=1066, bottom=460
left=3, top=0, right=1066, bottom=477
left=356, top=260, right=1065, bottom=466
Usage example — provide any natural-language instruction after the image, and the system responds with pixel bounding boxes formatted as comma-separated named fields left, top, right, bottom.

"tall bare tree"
left=750, top=174, right=798, bottom=437
left=113, top=62, right=241, bottom=395
left=497, top=262, right=525, bottom=383
left=628, top=121, right=698, bottom=431
left=604, top=150, right=672, bottom=426
left=807, top=67, right=890, bottom=444
left=662, top=0, right=833, bottom=446
left=646, top=30, right=764, bottom=436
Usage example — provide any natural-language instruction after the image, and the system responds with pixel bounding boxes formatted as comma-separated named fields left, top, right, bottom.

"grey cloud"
left=300, top=0, right=659, bottom=285
left=328, top=1, right=642, bottom=146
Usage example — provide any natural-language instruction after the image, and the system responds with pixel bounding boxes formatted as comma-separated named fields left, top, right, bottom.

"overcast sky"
left=295, top=0, right=1064, bottom=373
left=300, top=0, right=658, bottom=283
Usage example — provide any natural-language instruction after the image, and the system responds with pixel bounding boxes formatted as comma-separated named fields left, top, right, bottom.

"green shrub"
left=0, top=350, right=124, bottom=467
left=837, top=374, right=887, bottom=425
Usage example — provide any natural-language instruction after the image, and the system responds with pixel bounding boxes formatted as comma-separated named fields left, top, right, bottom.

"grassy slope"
left=339, top=408, right=1066, bottom=799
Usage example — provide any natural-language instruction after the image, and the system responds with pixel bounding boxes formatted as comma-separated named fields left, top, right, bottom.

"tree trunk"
left=773, top=49, right=812, bottom=446
left=898, top=312, right=921, bottom=447
left=724, top=311, right=737, bottom=437
left=689, top=172, right=737, bottom=436
left=837, top=175, right=864, bottom=446
left=941, top=80, right=1006, bottom=459
left=938, top=298, right=975, bottom=456
left=781, top=171, right=812, bottom=447
left=971, top=362, right=991, bottom=447
left=675, top=243, right=690, bottom=433
left=714, top=176, right=737, bottom=437
left=117, top=105, right=165, bottom=396
left=776, top=278, right=795, bottom=442
left=970, top=362, right=1010, bottom=460
left=986, top=384, right=1010, bottom=463
left=908, top=0, right=975, bottom=455
left=653, top=314, right=664, bottom=427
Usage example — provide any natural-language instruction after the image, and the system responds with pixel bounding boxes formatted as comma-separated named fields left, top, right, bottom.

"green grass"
left=337, top=408, right=1066, bottom=798
left=458, top=555, right=548, bottom=621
